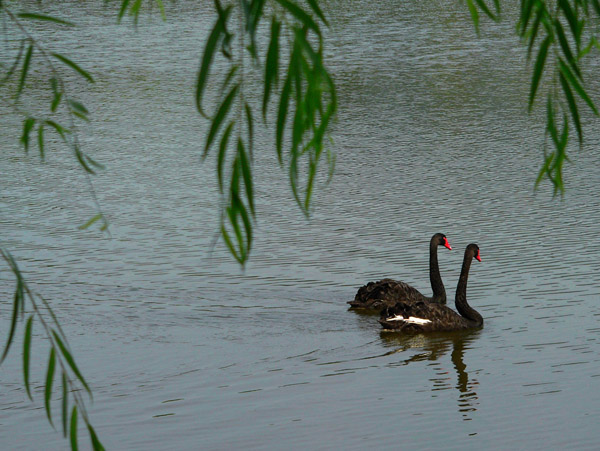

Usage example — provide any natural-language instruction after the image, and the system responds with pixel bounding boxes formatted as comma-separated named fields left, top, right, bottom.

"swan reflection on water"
left=380, top=330, right=482, bottom=421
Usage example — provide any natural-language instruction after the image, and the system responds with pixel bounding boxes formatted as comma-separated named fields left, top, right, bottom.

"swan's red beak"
left=443, top=238, right=452, bottom=250
left=475, top=250, right=482, bottom=262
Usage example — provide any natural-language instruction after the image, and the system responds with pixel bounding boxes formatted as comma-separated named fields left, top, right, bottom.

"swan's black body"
left=348, top=233, right=451, bottom=311
left=379, top=244, right=483, bottom=332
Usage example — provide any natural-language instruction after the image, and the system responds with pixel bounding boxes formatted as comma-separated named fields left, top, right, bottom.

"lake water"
left=2, top=1, right=600, bottom=449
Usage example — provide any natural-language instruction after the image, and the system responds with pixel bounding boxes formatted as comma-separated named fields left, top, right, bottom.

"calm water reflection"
left=2, top=0, right=600, bottom=449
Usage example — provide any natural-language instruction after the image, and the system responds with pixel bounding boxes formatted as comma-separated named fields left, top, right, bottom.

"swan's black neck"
left=429, top=239, right=446, bottom=304
left=455, top=251, right=483, bottom=326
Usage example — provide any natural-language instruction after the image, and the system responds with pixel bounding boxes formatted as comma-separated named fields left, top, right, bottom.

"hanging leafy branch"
left=197, top=0, right=337, bottom=265
left=1, top=5, right=107, bottom=450
left=0, top=248, right=105, bottom=450
left=518, top=0, right=599, bottom=194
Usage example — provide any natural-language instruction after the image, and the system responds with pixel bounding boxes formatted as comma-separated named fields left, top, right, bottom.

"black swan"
left=348, top=233, right=452, bottom=311
left=379, top=243, right=482, bottom=332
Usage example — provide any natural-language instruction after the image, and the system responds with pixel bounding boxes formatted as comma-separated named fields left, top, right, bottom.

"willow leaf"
left=245, top=102, right=254, bottom=159
left=204, top=84, right=239, bottom=157
left=306, top=0, right=328, bottom=26
left=118, top=0, right=131, bottom=22
left=263, top=17, right=281, bottom=119
left=21, top=118, right=36, bottom=153
left=558, top=0, right=580, bottom=48
left=45, top=348, right=56, bottom=427
left=276, top=74, right=292, bottom=163
left=559, top=71, right=582, bottom=143
left=273, top=0, right=320, bottom=36
left=217, top=122, right=234, bottom=193
left=78, top=214, right=104, bottom=230
left=38, top=125, right=45, bottom=160
left=45, top=120, right=68, bottom=141
left=473, top=0, right=497, bottom=20
left=221, top=224, right=242, bottom=263
left=529, top=35, right=552, bottom=112
left=62, top=373, right=68, bottom=437
left=88, top=423, right=105, bottom=451
left=70, top=406, right=78, bottom=451
left=52, top=53, right=94, bottom=83
left=17, top=44, right=33, bottom=96
left=51, top=330, right=92, bottom=396
left=237, top=138, right=254, bottom=216
left=17, top=13, right=75, bottom=26
left=554, top=19, right=581, bottom=79
left=196, top=6, right=231, bottom=118
left=519, top=0, right=535, bottom=36
left=0, top=287, right=21, bottom=364
left=23, top=315, right=34, bottom=400
left=467, top=0, right=479, bottom=33
left=558, top=59, right=598, bottom=115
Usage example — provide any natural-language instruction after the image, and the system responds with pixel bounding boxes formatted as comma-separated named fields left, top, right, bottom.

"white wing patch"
left=386, top=315, right=432, bottom=325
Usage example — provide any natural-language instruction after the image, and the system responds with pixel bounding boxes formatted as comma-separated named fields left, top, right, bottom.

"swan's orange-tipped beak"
left=443, top=238, right=452, bottom=250
left=475, top=250, right=482, bottom=262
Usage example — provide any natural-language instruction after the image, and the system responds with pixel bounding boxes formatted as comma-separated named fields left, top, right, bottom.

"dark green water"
left=2, top=1, right=600, bottom=449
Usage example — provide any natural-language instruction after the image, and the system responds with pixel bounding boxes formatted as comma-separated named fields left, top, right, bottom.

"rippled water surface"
left=2, top=1, right=600, bottom=449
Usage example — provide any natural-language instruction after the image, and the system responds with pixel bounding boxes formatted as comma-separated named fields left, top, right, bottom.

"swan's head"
left=467, top=243, right=481, bottom=262
left=433, top=233, right=452, bottom=250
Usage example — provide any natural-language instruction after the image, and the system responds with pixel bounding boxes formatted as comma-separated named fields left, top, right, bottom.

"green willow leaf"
left=306, top=0, right=328, bottom=26
left=276, top=73, right=292, bottom=163
left=263, top=17, right=281, bottom=119
left=38, top=125, right=45, bottom=160
left=473, top=0, right=497, bottom=21
left=554, top=19, right=581, bottom=79
left=62, top=373, right=68, bottom=437
left=273, top=0, right=320, bottom=36
left=245, top=102, right=254, bottom=159
left=51, top=91, right=63, bottom=112
left=217, top=122, right=234, bottom=193
left=467, top=0, right=479, bottom=33
left=558, top=0, right=581, bottom=49
left=70, top=406, right=79, bottom=451
left=21, top=118, right=36, bottom=153
left=23, top=315, right=34, bottom=400
left=45, top=120, right=68, bottom=141
left=204, top=84, right=239, bottom=158
left=0, top=285, right=21, bottom=364
left=51, top=53, right=95, bottom=83
left=237, top=138, right=254, bottom=216
left=87, top=423, right=105, bottom=451
left=519, top=0, right=535, bottom=36
left=546, top=95, right=559, bottom=146
left=221, top=224, right=242, bottom=263
left=118, top=0, right=131, bottom=22
left=67, top=100, right=90, bottom=115
left=154, top=0, right=167, bottom=20
left=45, top=348, right=56, bottom=427
left=17, top=44, right=33, bottom=96
left=592, top=0, right=600, bottom=16
left=78, top=214, right=104, bottom=230
left=558, top=59, right=598, bottom=115
left=529, top=35, right=552, bottom=112
left=526, top=6, right=543, bottom=60
left=51, top=330, right=92, bottom=396
left=0, top=39, right=24, bottom=86
left=535, top=152, right=555, bottom=189
left=221, top=65, right=239, bottom=92
left=75, top=147, right=96, bottom=175
left=196, top=5, right=231, bottom=118
left=559, top=71, right=582, bottom=143
left=17, top=13, right=75, bottom=26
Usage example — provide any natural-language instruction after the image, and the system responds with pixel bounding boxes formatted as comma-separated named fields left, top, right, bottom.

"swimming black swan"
left=379, top=243, right=482, bottom=332
left=348, top=233, right=452, bottom=311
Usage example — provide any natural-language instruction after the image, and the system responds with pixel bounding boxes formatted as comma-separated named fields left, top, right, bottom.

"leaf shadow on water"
left=379, top=329, right=482, bottom=422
